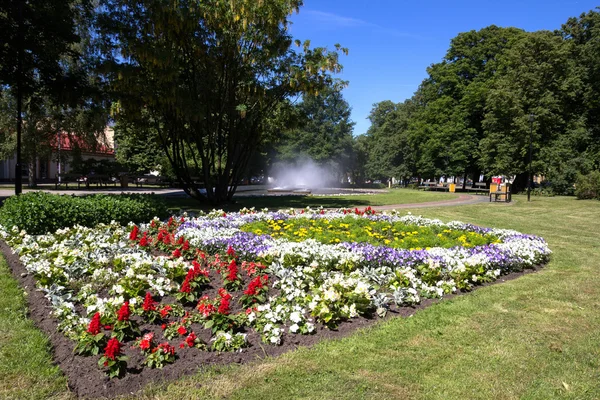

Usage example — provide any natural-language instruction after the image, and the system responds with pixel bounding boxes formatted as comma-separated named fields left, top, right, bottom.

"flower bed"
left=0, top=207, right=551, bottom=397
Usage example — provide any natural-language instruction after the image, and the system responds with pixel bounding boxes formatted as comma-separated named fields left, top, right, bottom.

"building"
left=0, top=127, right=115, bottom=182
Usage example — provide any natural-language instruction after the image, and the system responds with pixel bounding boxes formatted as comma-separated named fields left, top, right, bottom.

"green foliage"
left=97, top=0, right=346, bottom=204
left=575, top=171, right=600, bottom=199
left=0, top=192, right=168, bottom=234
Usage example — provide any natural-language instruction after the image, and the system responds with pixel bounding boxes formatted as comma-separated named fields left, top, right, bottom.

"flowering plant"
left=211, top=331, right=247, bottom=352
left=175, top=260, right=210, bottom=303
left=239, top=275, right=269, bottom=308
left=144, top=342, right=177, bottom=369
left=74, top=312, right=106, bottom=356
left=112, top=301, right=140, bottom=341
left=98, top=337, right=128, bottom=378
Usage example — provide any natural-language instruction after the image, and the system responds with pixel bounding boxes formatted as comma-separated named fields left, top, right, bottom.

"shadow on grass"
left=161, top=195, right=373, bottom=213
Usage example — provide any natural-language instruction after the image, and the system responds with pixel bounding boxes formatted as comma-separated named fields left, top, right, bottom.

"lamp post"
left=527, top=114, right=534, bottom=202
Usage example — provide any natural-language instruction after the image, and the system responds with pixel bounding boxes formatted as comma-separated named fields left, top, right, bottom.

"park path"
left=369, top=193, right=490, bottom=210
left=0, top=186, right=491, bottom=209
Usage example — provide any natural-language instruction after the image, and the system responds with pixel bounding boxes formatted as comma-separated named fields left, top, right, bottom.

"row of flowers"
left=0, top=207, right=551, bottom=378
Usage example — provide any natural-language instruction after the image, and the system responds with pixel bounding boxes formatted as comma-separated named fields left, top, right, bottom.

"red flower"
left=226, top=246, right=236, bottom=258
left=142, top=292, right=157, bottom=312
left=104, top=325, right=113, bottom=330
left=244, top=275, right=268, bottom=296
left=151, top=220, right=157, bottom=228
left=129, top=225, right=139, bottom=241
left=226, top=259, right=238, bottom=282
left=160, top=305, right=172, bottom=318
left=139, top=233, right=149, bottom=247
left=182, top=240, right=190, bottom=251
left=218, top=288, right=232, bottom=300
left=104, top=337, right=121, bottom=361
left=172, top=248, right=182, bottom=258
left=139, top=332, right=154, bottom=350
left=157, top=342, right=176, bottom=355
left=184, top=332, right=197, bottom=348
left=218, top=297, right=230, bottom=315
left=179, top=343, right=185, bottom=349
left=117, top=302, right=130, bottom=322
left=87, top=312, right=101, bottom=335
left=177, top=236, right=184, bottom=245
left=161, top=324, right=167, bottom=330
left=168, top=216, right=175, bottom=227
left=177, top=325, right=187, bottom=336
left=222, top=212, right=227, bottom=217
left=180, top=277, right=191, bottom=293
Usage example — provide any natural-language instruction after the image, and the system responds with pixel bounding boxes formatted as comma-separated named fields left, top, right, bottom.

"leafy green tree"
left=480, top=30, right=585, bottom=192
left=0, top=0, right=107, bottom=188
left=98, top=0, right=346, bottom=204
left=362, top=99, right=417, bottom=183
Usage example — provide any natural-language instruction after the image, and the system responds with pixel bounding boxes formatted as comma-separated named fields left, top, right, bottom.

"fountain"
left=267, top=159, right=336, bottom=194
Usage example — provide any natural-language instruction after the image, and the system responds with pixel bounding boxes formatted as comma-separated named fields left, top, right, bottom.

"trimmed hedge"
left=0, top=192, right=169, bottom=235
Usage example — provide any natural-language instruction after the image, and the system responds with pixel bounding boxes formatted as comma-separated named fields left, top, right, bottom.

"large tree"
left=0, top=0, right=107, bottom=189
left=98, top=0, right=346, bottom=204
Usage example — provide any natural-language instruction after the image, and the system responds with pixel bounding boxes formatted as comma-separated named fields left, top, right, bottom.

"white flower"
left=289, top=323, right=299, bottom=333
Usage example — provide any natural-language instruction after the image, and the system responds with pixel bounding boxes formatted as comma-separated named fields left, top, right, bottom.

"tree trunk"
left=28, top=160, right=36, bottom=188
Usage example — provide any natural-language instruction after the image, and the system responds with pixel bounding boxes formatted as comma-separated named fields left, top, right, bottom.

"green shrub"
left=575, top=171, right=600, bottom=200
left=0, top=192, right=169, bottom=234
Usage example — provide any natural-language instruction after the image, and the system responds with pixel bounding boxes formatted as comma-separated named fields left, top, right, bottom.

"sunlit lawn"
left=1, top=195, right=599, bottom=399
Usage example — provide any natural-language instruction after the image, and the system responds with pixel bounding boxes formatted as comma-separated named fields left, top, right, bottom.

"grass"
left=163, top=188, right=460, bottom=213
left=1, top=195, right=600, bottom=399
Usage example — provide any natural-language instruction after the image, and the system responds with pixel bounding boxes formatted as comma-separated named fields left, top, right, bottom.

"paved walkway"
left=0, top=186, right=493, bottom=210
left=371, top=193, right=490, bottom=210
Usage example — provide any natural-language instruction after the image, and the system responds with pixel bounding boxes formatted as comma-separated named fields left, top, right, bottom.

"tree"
left=362, top=100, right=417, bottom=183
left=479, top=30, right=584, bottom=192
left=0, top=0, right=107, bottom=189
left=275, top=84, right=354, bottom=180
left=98, top=0, right=346, bottom=204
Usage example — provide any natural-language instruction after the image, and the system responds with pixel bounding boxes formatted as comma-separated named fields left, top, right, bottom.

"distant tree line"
left=355, top=9, right=600, bottom=194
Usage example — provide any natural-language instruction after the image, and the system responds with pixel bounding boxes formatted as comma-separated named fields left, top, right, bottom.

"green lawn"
left=164, top=188, right=460, bottom=213
left=1, top=195, right=599, bottom=399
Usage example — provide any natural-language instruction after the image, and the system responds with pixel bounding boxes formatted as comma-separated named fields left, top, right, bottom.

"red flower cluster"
left=177, top=325, right=187, bottom=336
left=244, top=275, right=269, bottom=296
left=87, top=312, right=101, bottom=335
left=139, top=232, right=149, bottom=247
left=182, top=240, right=190, bottom=251
left=241, top=261, right=266, bottom=276
left=172, top=248, right=182, bottom=258
left=153, top=342, right=176, bottom=356
left=226, top=259, right=239, bottom=282
left=217, top=288, right=231, bottom=315
left=184, top=332, right=197, bottom=348
left=180, top=261, right=210, bottom=293
left=104, top=337, right=121, bottom=363
left=226, top=246, right=236, bottom=258
left=139, top=332, right=154, bottom=350
left=159, top=305, right=172, bottom=318
left=197, top=295, right=217, bottom=317
left=129, top=225, right=139, bottom=241
left=117, top=302, right=130, bottom=322
left=143, top=292, right=157, bottom=312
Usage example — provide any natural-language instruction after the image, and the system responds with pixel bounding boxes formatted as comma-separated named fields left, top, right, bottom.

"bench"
left=85, top=174, right=117, bottom=188
left=489, top=186, right=511, bottom=202
left=55, top=173, right=85, bottom=189
left=135, top=175, right=168, bottom=187
left=466, top=182, right=489, bottom=195
left=418, top=181, right=437, bottom=190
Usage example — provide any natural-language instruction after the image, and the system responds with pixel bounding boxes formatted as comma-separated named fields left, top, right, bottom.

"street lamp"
left=527, top=114, right=535, bottom=202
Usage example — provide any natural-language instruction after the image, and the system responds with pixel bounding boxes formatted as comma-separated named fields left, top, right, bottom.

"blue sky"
left=288, top=0, right=599, bottom=136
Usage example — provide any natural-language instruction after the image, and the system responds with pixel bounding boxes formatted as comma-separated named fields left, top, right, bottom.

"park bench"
left=135, top=175, right=170, bottom=187
left=55, top=173, right=85, bottom=190
left=466, top=182, right=489, bottom=195
left=85, top=174, right=117, bottom=188
left=418, top=181, right=437, bottom=190
left=489, top=184, right=511, bottom=202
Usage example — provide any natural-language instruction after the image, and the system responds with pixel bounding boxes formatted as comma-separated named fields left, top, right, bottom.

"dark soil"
left=0, top=240, right=543, bottom=399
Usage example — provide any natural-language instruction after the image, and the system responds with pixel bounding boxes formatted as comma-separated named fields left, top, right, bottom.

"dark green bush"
left=0, top=192, right=169, bottom=234
left=575, top=171, right=600, bottom=200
